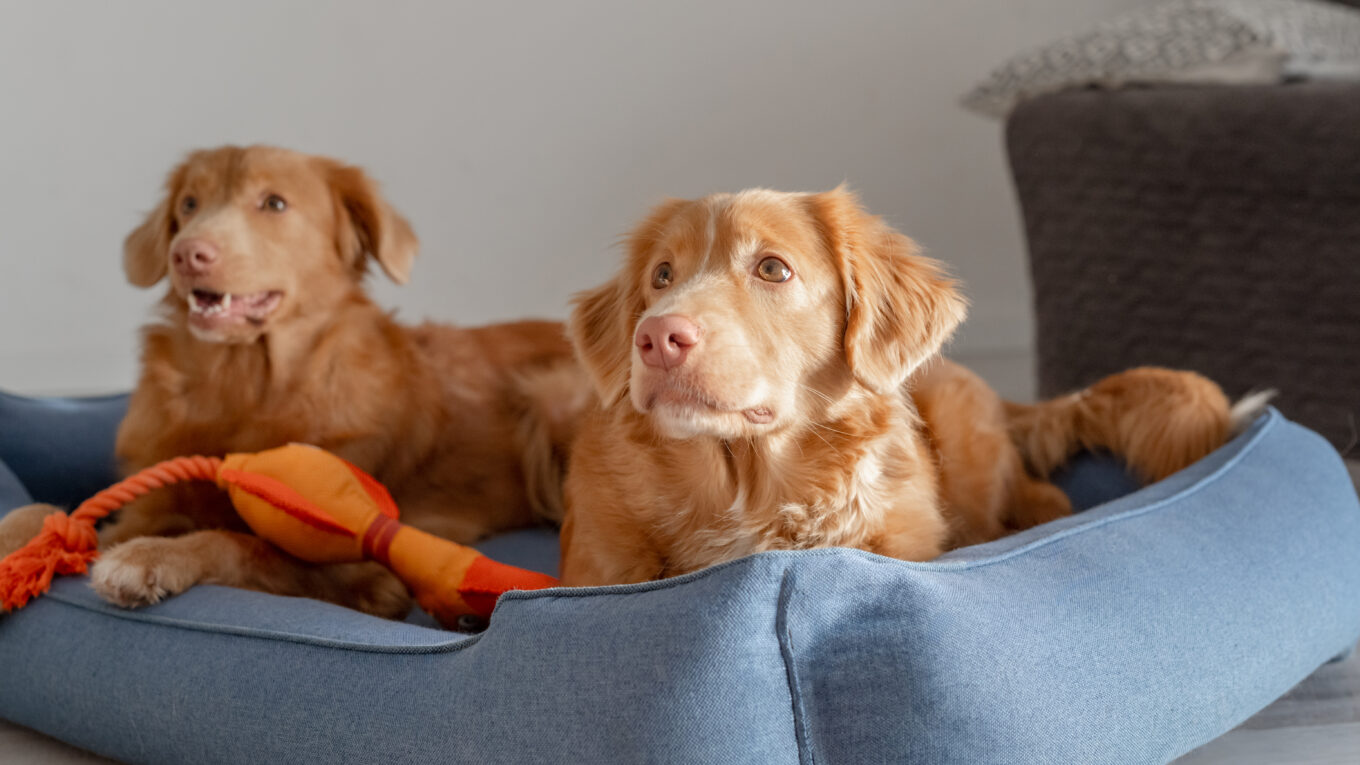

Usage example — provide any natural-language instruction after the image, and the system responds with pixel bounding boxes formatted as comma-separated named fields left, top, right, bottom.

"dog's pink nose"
left=171, top=238, right=219, bottom=276
left=635, top=314, right=701, bottom=370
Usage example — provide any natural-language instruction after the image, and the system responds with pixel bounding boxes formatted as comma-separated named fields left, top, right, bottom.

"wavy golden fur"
left=559, top=187, right=1232, bottom=586
left=0, top=146, right=587, bottom=617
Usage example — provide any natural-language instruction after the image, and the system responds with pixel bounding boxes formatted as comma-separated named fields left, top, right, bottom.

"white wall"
left=0, top=0, right=1147, bottom=396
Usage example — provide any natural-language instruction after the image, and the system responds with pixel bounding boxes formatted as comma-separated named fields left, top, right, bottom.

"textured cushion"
left=964, top=0, right=1360, bottom=118
left=2, top=397, right=1358, bottom=763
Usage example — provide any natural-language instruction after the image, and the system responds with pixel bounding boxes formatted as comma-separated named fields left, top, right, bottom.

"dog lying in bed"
left=0, top=145, right=586, bottom=617
left=559, top=187, right=1234, bottom=586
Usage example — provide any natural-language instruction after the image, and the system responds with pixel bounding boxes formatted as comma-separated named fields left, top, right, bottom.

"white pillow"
left=963, top=0, right=1360, bottom=118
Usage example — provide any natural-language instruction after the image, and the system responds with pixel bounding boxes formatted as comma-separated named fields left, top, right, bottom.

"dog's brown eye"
left=262, top=194, right=287, bottom=213
left=651, top=262, right=673, bottom=289
left=757, top=256, right=792, bottom=283
left=180, top=196, right=197, bottom=215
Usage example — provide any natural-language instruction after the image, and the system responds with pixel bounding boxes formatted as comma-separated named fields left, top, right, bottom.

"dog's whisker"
left=807, top=421, right=853, bottom=439
left=804, top=426, right=834, bottom=453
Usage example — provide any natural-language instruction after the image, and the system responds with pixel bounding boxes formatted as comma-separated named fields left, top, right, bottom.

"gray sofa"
left=1006, top=81, right=1360, bottom=450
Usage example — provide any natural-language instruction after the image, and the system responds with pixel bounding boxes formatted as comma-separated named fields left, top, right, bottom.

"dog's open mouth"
left=187, top=289, right=284, bottom=326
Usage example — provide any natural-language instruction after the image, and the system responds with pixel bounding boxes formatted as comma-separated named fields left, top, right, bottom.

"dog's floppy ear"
left=569, top=198, right=686, bottom=406
left=569, top=274, right=639, bottom=407
left=328, top=163, right=419, bottom=284
left=123, top=163, right=190, bottom=287
left=809, top=186, right=967, bottom=394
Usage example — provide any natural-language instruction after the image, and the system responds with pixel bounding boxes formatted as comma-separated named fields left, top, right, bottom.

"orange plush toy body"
left=0, top=443, right=558, bottom=629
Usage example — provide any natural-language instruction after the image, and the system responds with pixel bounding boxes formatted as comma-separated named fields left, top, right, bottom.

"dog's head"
left=123, top=145, right=417, bottom=343
left=569, top=187, right=966, bottom=440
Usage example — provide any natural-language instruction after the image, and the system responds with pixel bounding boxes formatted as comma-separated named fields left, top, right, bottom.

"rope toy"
left=0, top=443, right=558, bottom=629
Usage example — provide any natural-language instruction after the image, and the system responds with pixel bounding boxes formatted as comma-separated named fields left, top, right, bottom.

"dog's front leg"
left=91, top=529, right=412, bottom=619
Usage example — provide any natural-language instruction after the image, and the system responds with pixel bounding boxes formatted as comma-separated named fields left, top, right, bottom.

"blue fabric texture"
left=0, top=455, right=31, bottom=510
left=1, top=395, right=1359, bottom=764
left=0, top=391, right=127, bottom=509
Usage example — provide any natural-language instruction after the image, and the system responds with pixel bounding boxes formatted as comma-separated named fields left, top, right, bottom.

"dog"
left=0, top=145, right=587, bottom=618
left=558, top=187, right=1234, bottom=586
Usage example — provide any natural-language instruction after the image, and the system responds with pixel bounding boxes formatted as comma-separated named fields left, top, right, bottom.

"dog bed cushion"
left=1, top=393, right=1358, bottom=764
left=0, top=456, right=29, bottom=511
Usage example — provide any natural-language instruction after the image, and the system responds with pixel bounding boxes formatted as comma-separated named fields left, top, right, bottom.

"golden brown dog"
left=559, top=187, right=1233, bottom=586
left=0, top=145, right=586, bottom=617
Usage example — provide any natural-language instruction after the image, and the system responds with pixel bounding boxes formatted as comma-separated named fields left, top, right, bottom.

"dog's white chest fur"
left=660, top=446, right=891, bottom=575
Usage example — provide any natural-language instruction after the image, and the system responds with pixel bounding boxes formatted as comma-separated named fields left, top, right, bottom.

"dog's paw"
left=339, top=563, right=413, bottom=620
left=90, top=538, right=202, bottom=608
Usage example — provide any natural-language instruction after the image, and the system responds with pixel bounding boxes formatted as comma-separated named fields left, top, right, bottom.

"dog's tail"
left=1003, top=367, right=1237, bottom=483
left=1229, top=389, right=1276, bottom=436
left=514, top=361, right=594, bottom=524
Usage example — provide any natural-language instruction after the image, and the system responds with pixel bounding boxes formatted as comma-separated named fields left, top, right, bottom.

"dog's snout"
left=171, top=238, right=219, bottom=276
left=635, top=314, right=701, bottom=370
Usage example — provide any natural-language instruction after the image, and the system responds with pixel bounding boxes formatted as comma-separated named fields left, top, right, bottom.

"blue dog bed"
left=1, top=391, right=1358, bottom=764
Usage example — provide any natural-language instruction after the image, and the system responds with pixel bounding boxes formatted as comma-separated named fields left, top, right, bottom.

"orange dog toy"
left=0, top=443, right=558, bottom=629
